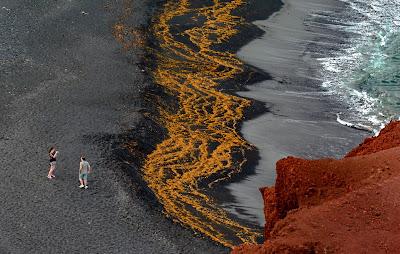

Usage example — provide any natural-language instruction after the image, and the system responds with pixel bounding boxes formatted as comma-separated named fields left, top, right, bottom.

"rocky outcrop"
left=233, top=121, right=400, bottom=253
left=346, top=121, right=400, bottom=157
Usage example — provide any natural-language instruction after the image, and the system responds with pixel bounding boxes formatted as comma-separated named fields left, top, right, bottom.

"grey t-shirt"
left=80, top=161, right=90, bottom=174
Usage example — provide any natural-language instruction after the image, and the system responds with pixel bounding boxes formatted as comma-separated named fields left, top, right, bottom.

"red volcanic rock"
left=346, top=121, right=400, bottom=157
left=232, top=121, right=400, bottom=254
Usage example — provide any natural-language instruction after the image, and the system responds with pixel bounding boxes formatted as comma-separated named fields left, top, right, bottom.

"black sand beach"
left=0, top=0, right=374, bottom=251
left=0, top=0, right=227, bottom=253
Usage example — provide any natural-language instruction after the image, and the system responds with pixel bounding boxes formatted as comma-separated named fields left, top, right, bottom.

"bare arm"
left=49, top=151, right=59, bottom=159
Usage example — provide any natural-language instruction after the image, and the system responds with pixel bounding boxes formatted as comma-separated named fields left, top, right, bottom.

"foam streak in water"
left=307, top=0, right=400, bottom=131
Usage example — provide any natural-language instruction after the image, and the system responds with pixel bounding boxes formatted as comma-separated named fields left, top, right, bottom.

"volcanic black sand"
left=0, top=0, right=227, bottom=253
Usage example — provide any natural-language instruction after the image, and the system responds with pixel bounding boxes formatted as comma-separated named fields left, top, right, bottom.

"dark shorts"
left=79, top=173, right=88, bottom=180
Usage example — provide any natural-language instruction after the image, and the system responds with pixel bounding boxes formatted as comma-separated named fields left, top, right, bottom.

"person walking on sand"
left=79, top=156, right=92, bottom=189
left=48, top=147, right=59, bottom=179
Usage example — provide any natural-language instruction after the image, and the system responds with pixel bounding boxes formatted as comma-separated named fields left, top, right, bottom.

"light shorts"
left=79, top=173, right=88, bottom=180
left=50, top=161, right=56, bottom=168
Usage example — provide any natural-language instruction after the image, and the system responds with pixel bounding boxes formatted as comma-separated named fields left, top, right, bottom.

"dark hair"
left=48, top=147, right=55, bottom=154
left=81, top=157, right=86, bottom=161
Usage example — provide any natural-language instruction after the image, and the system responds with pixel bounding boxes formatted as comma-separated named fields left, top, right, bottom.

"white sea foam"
left=307, top=0, right=400, bottom=131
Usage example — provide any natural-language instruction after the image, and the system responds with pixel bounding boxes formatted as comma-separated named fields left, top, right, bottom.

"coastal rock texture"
left=232, top=121, right=400, bottom=253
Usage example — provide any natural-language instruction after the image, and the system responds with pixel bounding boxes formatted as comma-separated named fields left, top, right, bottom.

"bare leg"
left=47, top=165, right=53, bottom=179
left=50, top=165, right=56, bottom=178
left=84, top=179, right=88, bottom=186
left=49, top=169, right=55, bottom=178
left=79, top=178, right=85, bottom=188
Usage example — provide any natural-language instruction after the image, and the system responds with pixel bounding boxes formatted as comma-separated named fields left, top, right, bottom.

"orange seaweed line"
left=143, top=0, right=261, bottom=247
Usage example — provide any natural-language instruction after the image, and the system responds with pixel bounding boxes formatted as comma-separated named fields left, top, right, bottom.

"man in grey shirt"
left=79, top=157, right=92, bottom=189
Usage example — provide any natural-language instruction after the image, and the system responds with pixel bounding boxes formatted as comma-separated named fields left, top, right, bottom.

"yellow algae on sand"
left=112, top=0, right=146, bottom=49
left=143, top=0, right=261, bottom=247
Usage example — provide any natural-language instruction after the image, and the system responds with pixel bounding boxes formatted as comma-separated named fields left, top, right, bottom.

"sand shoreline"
left=221, top=0, right=369, bottom=225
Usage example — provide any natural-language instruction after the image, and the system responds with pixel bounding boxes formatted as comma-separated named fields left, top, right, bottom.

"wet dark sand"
left=0, top=1, right=226, bottom=253
left=221, top=0, right=370, bottom=225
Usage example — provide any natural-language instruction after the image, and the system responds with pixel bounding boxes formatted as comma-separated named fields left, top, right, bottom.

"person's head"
left=81, top=157, right=86, bottom=161
left=49, top=147, right=55, bottom=154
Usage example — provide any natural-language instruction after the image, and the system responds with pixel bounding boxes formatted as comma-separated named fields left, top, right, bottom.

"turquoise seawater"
left=313, top=0, right=400, bottom=132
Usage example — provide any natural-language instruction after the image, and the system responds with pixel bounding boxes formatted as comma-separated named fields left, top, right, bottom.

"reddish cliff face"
left=233, top=121, right=400, bottom=254
left=346, top=121, right=400, bottom=157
